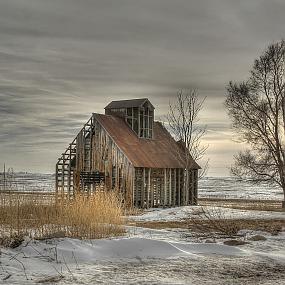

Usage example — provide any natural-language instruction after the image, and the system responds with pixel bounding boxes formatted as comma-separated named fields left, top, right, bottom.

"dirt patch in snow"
left=133, top=218, right=285, bottom=235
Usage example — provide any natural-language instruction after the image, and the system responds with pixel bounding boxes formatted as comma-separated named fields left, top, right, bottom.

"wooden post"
left=135, top=168, right=139, bottom=208
left=194, top=169, right=198, bottom=205
left=173, top=169, right=177, bottom=207
left=67, top=144, right=72, bottom=199
left=164, top=168, right=167, bottom=207
left=185, top=170, right=189, bottom=205
left=142, top=168, right=145, bottom=208
left=131, top=167, right=135, bottom=208
left=147, top=168, right=151, bottom=208
left=62, top=154, right=65, bottom=197
left=55, top=162, right=58, bottom=199
left=150, top=168, right=154, bottom=207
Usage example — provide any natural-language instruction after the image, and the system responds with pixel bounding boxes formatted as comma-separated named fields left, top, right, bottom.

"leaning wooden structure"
left=56, top=98, right=200, bottom=208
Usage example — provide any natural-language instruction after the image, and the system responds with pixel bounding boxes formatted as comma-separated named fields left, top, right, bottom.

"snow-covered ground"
left=130, top=205, right=285, bottom=222
left=1, top=205, right=285, bottom=284
left=1, top=230, right=285, bottom=284
left=199, top=177, right=283, bottom=200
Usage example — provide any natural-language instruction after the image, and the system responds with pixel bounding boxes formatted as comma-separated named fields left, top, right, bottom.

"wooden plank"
left=191, top=170, right=194, bottom=205
left=184, top=170, right=189, bottom=205
left=173, top=168, right=177, bottom=207
left=135, top=168, right=139, bottom=207
left=67, top=144, right=72, bottom=198
left=131, top=166, right=135, bottom=208
left=163, top=168, right=167, bottom=207
left=194, top=169, right=198, bottom=205
left=147, top=168, right=151, bottom=208
left=142, top=168, right=145, bottom=208
left=150, top=168, right=154, bottom=207
left=55, top=163, right=59, bottom=198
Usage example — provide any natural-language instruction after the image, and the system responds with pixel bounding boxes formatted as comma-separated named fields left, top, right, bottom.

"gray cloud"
left=0, top=0, right=284, bottom=175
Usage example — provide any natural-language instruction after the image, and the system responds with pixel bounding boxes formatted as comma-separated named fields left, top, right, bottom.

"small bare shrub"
left=186, top=207, right=242, bottom=237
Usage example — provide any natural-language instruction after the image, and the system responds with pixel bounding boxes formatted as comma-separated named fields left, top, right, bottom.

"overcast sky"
left=0, top=0, right=284, bottom=176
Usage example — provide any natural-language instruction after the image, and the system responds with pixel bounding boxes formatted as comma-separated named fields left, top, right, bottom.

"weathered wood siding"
left=73, top=115, right=135, bottom=207
left=134, top=167, right=198, bottom=208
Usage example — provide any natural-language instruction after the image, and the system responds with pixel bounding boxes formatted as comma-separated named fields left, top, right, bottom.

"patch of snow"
left=1, top=229, right=285, bottom=284
left=130, top=205, right=285, bottom=222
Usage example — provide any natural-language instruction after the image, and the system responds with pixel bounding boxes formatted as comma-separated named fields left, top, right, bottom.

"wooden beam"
left=194, top=169, right=198, bottom=205
left=67, top=144, right=72, bottom=199
left=147, top=168, right=151, bottom=208
left=142, top=168, right=145, bottom=208
left=191, top=170, right=194, bottom=205
left=173, top=168, right=177, bottom=207
left=134, top=171, right=139, bottom=208
left=150, top=168, right=154, bottom=207
left=55, top=163, right=59, bottom=199
left=164, top=168, right=167, bottom=207
left=184, top=169, right=189, bottom=205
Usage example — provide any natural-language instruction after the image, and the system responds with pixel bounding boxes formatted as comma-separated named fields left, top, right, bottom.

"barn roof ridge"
left=104, top=98, right=155, bottom=109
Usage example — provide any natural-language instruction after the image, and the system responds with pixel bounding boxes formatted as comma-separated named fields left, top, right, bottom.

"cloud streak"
left=0, top=0, right=284, bottom=175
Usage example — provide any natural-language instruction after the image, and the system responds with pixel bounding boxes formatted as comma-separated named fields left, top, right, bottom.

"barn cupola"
left=104, top=98, right=155, bottom=139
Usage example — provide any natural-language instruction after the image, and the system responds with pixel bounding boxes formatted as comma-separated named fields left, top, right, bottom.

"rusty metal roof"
left=94, top=113, right=200, bottom=169
left=104, top=98, right=154, bottom=109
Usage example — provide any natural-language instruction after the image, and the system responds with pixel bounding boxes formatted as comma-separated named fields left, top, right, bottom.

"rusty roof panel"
left=94, top=113, right=200, bottom=169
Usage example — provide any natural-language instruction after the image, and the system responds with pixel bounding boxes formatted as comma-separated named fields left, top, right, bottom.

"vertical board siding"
left=132, top=167, right=198, bottom=208
left=56, top=114, right=198, bottom=208
left=60, top=116, right=135, bottom=207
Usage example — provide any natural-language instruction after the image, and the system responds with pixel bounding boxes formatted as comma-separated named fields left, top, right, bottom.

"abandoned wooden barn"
left=55, top=98, right=200, bottom=208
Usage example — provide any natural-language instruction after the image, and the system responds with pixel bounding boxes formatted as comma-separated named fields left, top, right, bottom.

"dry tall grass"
left=0, top=191, right=125, bottom=242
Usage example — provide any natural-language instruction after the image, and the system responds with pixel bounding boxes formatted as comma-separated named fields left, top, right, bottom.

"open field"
left=1, top=211, right=285, bottom=284
left=1, top=191, right=285, bottom=284
left=199, top=197, right=285, bottom=212
left=1, top=190, right=284, bottom=210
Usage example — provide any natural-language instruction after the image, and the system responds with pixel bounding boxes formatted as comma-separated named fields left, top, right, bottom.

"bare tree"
left=225, top=40, right=285, bottom=208
left=167, top=89, right=208, bottom=179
